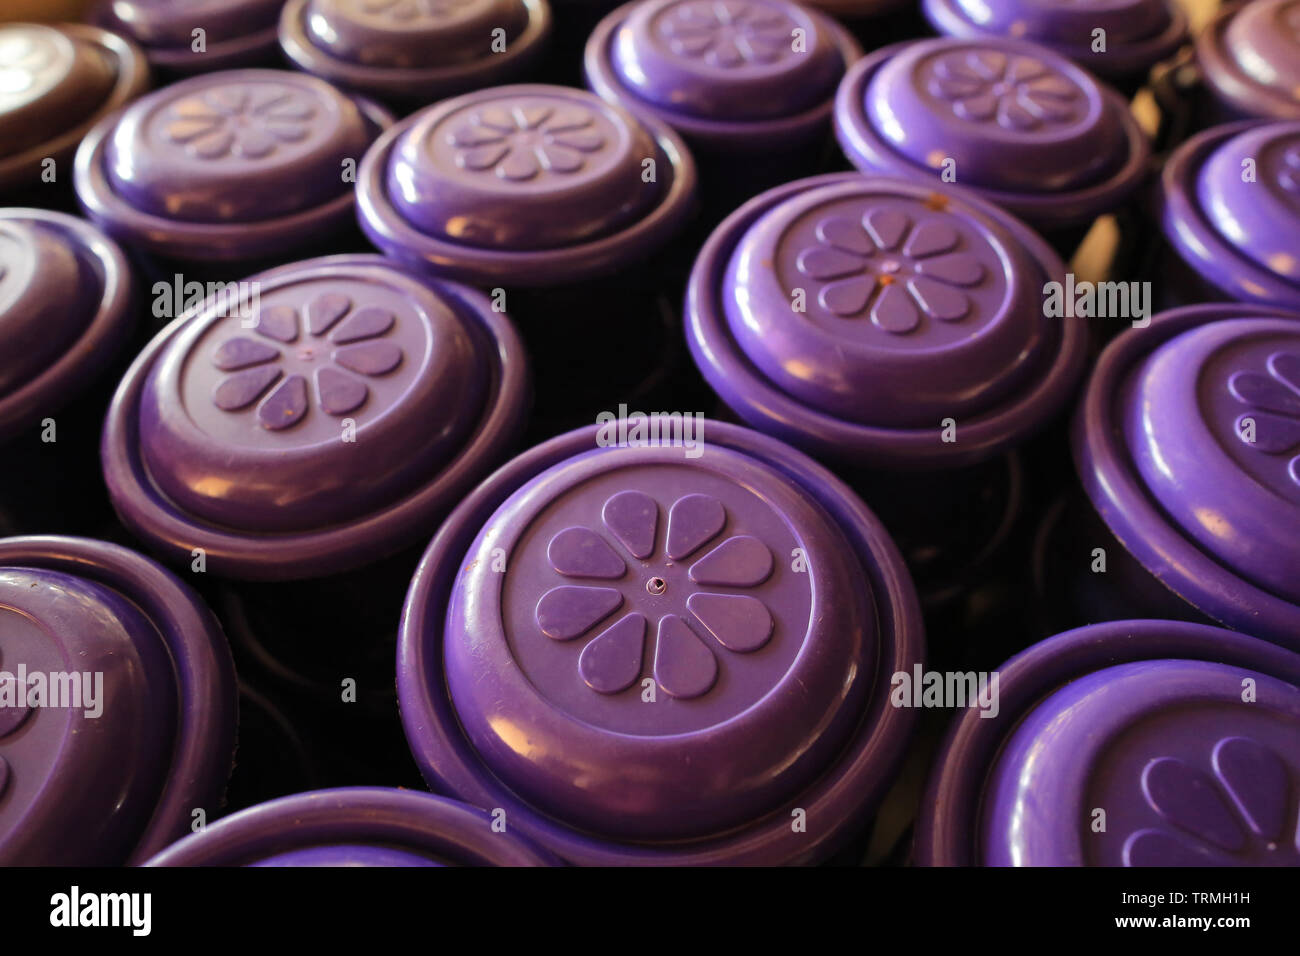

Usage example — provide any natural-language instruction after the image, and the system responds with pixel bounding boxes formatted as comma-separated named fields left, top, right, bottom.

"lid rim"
left=1195, top=2, right=1300, bottom=122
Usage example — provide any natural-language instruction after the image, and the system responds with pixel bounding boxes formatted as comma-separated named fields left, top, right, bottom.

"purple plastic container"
left=833, top=37, right=1151, bottom=234
left=1072, top=303, right=1300, bottom=650
left=921, top=0, right=1187, bottom=84
left=101, top=253, right=530, bottom=581
left=583, top=0, right=861, bottom=160
left=0, top=535, right=237, bottom=866
left=146, top=788, right=558, bottom=865
left=916, top=619, right=1300, bottom=866
left=1157, top=119, right=1300, bottom=311
left=1195, top=0, right=1300, bottom=123
left=278, top=0, right=552, bottom=110
left=74, top=68, right=392, bottom=280
left=397, top=421, right=924, bottom=864
left=91, top=0, right=286, bottom=76
left=0, top=22, right=149, bottom=197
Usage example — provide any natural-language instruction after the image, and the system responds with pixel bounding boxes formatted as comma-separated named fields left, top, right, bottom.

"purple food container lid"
left=1196, top=0, right=1300, bottom=123
left=91, top=0, right=286, bottom=75
left=921, top=0, right=1187, bottom=80
left=279, top=0, right=552, bottom=105
left=798, top=0, right=910, bottom=19
left=145, top=788, right=560, bottom=865
left=357, top=83, right=697, bottom=287
left=0, top=22, right=149, bottom=192
left=583, top=0, right=862, bottom=153
left=1074, top=302, right=1300, bottom=650
left=915, top=619, right=1300, bottom=866
left=102, top=253, right=530, bottom=581
left=0, top=208, right=135, bottom=444
left=833, top=37, right=1151, bottom=229
left=74, top=68, right=393, bottom=263
left=685, top=172, right=1088, bottom=469
left=0, top=535, right=237, bottom=866
left=1160, top=119, right=1300, bottom=310
left=397, top=420, right=925, bottom=865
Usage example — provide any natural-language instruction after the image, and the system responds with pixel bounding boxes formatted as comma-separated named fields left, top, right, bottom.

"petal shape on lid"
left=686, top=592, right=773, bottom=652
left=1142, top=757, right=1245, bottom=852
left=305, top=293, right=351, bottom=335
left=1213, top=737, right=1290, bottom=840
left=903, top=221, right=958, bottom=258
left=815, top=216, right=872, bottom=254
left=0, top=677, right=32, bottom=736
left=820, top=275, right=875, bottom=317
left=1123, top=829, right=1223, bottom=867
left=458, top=144, right=509, bottom=171
left=1269, top=352, right=1300, bottom=394
left=1005, top=56, right=1047, bottom=85
left=1229, top=369, right=1300, bottom=416
left=1237, top=412, right=1300, bottom=453
left=909, top=277, right=969, bottom=322
left=953, top=92, right=997, bottom=122
left=863, top=208, right=909, bottom=250
left=550, top=130, right=604, bottom=152
left=666, top=494, right=726, bottom=560
left=537, top=143, right=583, bottom=173
left=536, top=586, right=623, bottom=641
left=579, top=613, right=646, bottom=694
left=255, top=304, right=299, bottom=343
left=548, top=527, right=627, bottom=579
left=333, top=342, right=403, bottom=376
left=653, top=615, right=717, bottom=699
left=498, top=149, right=539, bottom=181
left=796, top=246, right=863, bottom=280
left=871, top=281, right=921, bottom=334
left=689, top=535, right=773, bottom=587
left=602, top=491, right=658, bottom=559
left=315, top=367, right=368, bottom=416
left=916, top=252, right=985, bottom=286
left=213, top=337, right=279, bottom=371
left=214, top=366, right=281, bottom=411
left=257, top=374, right=308, bottom=431
left=331, top=307, right=394, bottom=344
left=997, top=97, right=1040, bottom=131
left=449, top=124, right=507, bottom=147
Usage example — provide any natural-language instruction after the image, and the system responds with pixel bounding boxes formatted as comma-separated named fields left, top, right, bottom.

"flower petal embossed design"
left=1228, top=351, right=1300, bottom=486
left=164, top=86, right=316, bottom=160
left=448, top=105, right=606, bottom=181
left=358, top=0, right=476, bottom=21
left=658, top=0, right=794, bottom=68
left=1124, top=737, right=1300, bottom=866
left=926, top=49, right=1083, bottom=131
left=795, top=208, right=986, bottom=333
left=210, top=294, right=403, bottom=431
left=534, top=492, right=776, bottom=699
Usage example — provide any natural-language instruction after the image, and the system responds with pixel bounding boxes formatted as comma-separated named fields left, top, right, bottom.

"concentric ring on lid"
left=686, top=173, right=1088, bottom=468
left=0, top=535, right=237, bottom=866
left=397, top=420, right=924, bottom=864
left=0, top=209, right=135, bottom=445
left=278, top=0, right=552, bottom=103
left=0, top=24, right=148, bottom=191
left=103, top=254, right=530, bottom=580
left=92, top=0, right=285, bottom=74
left=1196, top=0, right=1300, bottom=122
left=982, top=659, right=1300, bottom=866
left=834, top=37, right=1150, bottom=228
left=913, top=620, right=1300, bottom=866
left=144, top=788, right=559, bottom=866
left=1074, top=303, right=1300, bottom=648
left=1160, top=120, right=1300, bottom=309
left=922, top=0, right=1187, bottom=78
left=75, top=69, right=394, bottom=262
left=357, top=83, right=697, bottom=285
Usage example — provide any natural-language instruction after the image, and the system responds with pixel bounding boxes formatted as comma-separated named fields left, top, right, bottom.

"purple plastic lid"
left=279, top=0, right=551, bottom=103
left=797, top=0, right=909, bottom=18
left=1160, top=120, right=1300, bottom=309
left=0, top=535, right=237, bottom=866
left=145, top=788, right=559, bottom=865
left=102, top=254, right=530, bottom=580
left=357, top=83, right=697, bottom=286
left=0, top=23, right=149, bottom=191
left=583, top=0, right=861, bottom=151
left=92, top=0, right=285, bottom=74
left=1074, top=303, right=1300, bottom=650
left=0, top=208, right=135, bottom=444
left=833, top=37, right=1150, bottom=228
left=1197, top=0, right=1300, bottom=122
left=915, top=619, right=1300, bottom=866
left=686, top=172, right=1088, bottom=468
left=921, top=0, right=1187, bottom=79
left=74, top=69, right=393, bottom=263
left=398, top=420, right=924, bottom=864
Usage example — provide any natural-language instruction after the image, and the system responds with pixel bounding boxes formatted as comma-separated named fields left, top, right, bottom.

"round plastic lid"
left=983, top=658, right=1300, bottom=866
left=303, top=0, right=530, bottom=67
left=93, top=0, right=284, bottom=73
left=1121, top=318, right=1300, bottom=604
left=103, top=254, right=529, bottom=580
left=399, top=421, right=925, bottom=863
left=1198, top=0, right=1300, bottom=121
left=145, top=788, right=558, bottom=866
left=0, top=536, right=237, bottom=866
left=606, top=0, right=845, bottom=121
left=686, top=173, right=1087, bottom=468
left=0, top=209, right=135, bottom=444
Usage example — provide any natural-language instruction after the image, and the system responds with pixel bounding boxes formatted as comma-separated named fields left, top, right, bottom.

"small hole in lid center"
left=646, top=577, right=667, bottom=595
